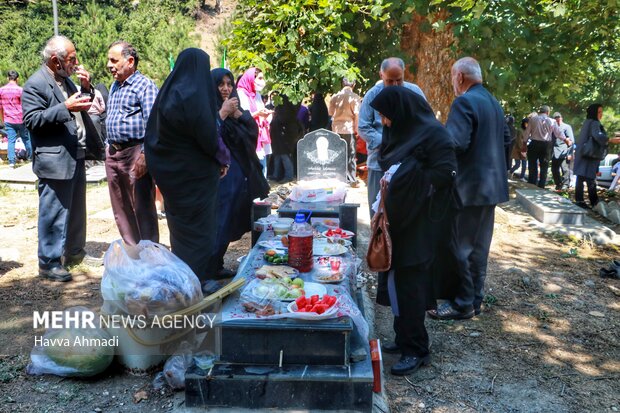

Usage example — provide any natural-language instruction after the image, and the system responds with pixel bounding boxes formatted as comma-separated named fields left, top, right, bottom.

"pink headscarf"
left=236, top=67, right=270, bottom=151
left=237, top=68, right=257, bottom=112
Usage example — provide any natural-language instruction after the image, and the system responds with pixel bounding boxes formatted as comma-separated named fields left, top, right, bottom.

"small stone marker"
left=297, top=128, right=347, bottom=182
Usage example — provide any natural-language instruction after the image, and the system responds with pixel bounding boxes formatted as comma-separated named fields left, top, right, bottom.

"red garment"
left=356, top=133, right=367, bottom=155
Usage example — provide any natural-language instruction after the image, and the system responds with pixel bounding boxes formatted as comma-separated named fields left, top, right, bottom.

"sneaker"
left=8, top=164, right=15, bottom=169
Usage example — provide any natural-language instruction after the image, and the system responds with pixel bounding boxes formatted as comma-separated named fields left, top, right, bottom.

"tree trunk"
left=401, top=11, right=456, bottom=124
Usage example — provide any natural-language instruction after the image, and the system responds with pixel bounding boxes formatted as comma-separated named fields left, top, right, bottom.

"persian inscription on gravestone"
left=297, top=129, right=347, bottom=182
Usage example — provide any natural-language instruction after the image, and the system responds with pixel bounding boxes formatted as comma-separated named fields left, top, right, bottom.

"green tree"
left=223, top=0, right=391, bottom=104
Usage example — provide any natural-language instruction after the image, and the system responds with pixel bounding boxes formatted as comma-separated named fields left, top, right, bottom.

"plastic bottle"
left=287, top=212, right=313, bottom=273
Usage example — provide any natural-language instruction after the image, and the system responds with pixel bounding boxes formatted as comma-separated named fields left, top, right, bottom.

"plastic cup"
left=329, top=257, right=341, bottom=272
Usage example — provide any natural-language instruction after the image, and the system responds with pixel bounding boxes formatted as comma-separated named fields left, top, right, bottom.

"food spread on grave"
left=322, top=228, right=355, bottom=239
left=264, top=249, right=289, bottom=264
left=292, top=294, right=338, bottom=314
left=252, top=277, right=306, bottom=300
left=255, top=264, right=299, bottom=279
left=313, top=272, right=344, bottom=283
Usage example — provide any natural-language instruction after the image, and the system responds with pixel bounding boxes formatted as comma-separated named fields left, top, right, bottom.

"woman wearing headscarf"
left=370, top=86, right=457, bottom=376
left=237, top=68, right=272, bottom=177
left=270, top=95, right=303, bottom=183
left=573, top=103, right=608, bottom=208
left=209, top=68, right=270, bottom=277
left=309, top=92, right=330, bottom=131
left=509, top=117, right=529, bottom=180
left=144, top=48, right=230, bottom=285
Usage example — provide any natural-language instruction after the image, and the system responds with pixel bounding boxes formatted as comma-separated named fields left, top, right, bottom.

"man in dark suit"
left=430, top=57, right=510, bottom=319
left=22, top=35, right=102, bottom=282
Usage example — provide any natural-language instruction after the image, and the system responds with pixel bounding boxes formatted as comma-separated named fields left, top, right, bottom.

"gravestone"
left=297, top=129, right=347, bottom=182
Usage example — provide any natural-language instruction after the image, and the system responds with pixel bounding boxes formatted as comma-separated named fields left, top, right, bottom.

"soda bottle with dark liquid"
left=288, top=212, right=313, bottom=273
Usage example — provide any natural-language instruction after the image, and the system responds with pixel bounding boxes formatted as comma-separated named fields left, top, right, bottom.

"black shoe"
left=474, top=306, right=482, bottom=316
left=600, top=267, right=620, bottom=279
left=390, top=354, right=431, bottom=376
left=39, top=266, right=72, bottom=282
left=216, top=268, right=236, bottom=279
left=382, top=341, right=400, bottom=354
left=427, top=302, right=475, bottom=320
left=202, top=279, right=222, bottom=295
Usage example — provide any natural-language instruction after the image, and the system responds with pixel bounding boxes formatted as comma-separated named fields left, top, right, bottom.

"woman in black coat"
left=209, top=68, right=270, bottom=276
left=573, top=103, right=608, bottom=208
left=309, top=92, right=330, bottom=131
left=370, top=86, right=457, bottom=376
left=270, top=95, right=303, bottom=183
left=144, top=48, right=229, bottom=286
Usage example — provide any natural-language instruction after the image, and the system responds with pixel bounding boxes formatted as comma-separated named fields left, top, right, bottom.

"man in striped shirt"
left=105, top=41, right=159, bottom=245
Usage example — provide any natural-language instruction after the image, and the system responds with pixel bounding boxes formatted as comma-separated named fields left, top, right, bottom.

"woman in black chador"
left=370, top=86, right=457, bottom=376
left=209, top=68, right=270, bottom=276
left=144, top=48, right=230, bottom=286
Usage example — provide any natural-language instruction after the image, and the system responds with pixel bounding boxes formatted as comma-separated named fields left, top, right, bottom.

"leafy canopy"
left=0, top=0, right=199, bottom=87
left=223, top=0, right=392, bottom=104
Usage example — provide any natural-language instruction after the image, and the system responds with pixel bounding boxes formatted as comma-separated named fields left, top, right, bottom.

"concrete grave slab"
left=0, top=163, right=106, bottom=184
left=516, top=188, right=585, bottom=225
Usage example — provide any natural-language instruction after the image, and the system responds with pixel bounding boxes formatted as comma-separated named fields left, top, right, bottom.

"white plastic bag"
left=27, top=307, right=114, bottom=377
left=101, top=240, right=203, bottom=318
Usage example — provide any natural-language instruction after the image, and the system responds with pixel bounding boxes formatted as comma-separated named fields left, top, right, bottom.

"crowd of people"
left=506, top=103, right=614, bottom=210
left=4, top=33, right=616, bottom=377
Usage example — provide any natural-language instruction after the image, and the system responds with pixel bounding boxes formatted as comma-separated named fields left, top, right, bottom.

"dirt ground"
left=0, top=169, right=619, bottom=412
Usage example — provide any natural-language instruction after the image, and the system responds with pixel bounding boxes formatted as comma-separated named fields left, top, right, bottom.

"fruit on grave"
left=294, top=294, right=337, bottom=314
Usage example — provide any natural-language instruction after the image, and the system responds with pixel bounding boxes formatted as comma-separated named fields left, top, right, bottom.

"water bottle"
left=288, top=212, right=313, bottom=273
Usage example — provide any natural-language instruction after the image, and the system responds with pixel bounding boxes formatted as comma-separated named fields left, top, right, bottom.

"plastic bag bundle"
left=27, top=307, right=114, bottom=377
left=152, top=342, right=215, bottom=391
left=102, top=240, right=203, bottom=317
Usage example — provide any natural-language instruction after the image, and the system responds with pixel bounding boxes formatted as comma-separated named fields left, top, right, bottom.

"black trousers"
left=37, top=159, right=86, bottom=269
left=575, top=176, right=598, bottom=206
left=527, top=140, right=552, bottom=188
left=451, top=205, right=495, bottom=310
left=551, top=156, right=569, bottom=190
left=393, top=266, right=432, bottom=357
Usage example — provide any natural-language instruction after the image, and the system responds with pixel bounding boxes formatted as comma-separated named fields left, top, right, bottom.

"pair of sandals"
left=599, top=260, right=620, bottom=279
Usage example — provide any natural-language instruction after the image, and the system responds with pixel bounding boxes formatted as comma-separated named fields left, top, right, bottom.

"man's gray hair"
left=42, top=35, right=72, bottom=63
left=380, top=57, right=405, bottom=73
left=453, top=57, right=483, bottom=82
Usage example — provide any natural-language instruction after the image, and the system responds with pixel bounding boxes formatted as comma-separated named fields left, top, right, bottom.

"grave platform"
left=516, top=188, right=585, bottom=225
left=185, top=232, right=374, bottom=411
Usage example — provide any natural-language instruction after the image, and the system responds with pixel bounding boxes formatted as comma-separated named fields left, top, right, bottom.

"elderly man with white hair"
left=22, top=35, right=103, bottom=282
left=429, top=57, right=511, bottom=320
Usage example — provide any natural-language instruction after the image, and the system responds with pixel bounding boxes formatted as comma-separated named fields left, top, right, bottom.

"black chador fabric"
left=309, top=92, right=330, bottom=131
left=144, top=48, right=220, bottom=281
left=270, top=95, right=303, bottom=156
left=211, top=68, right=269, bottom=204
left=370, top=86, right=457, bottom=269
left=208, top=68, right=269, bottom=275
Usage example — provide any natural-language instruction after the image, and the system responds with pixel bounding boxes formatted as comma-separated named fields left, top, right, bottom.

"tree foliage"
left=0, top=0, right=199, bottom=87
left=223, top=0, right=392, bottom=104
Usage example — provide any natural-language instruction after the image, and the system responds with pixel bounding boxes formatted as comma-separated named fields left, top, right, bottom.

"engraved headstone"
left=297, top=129, right=347, bottom=182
